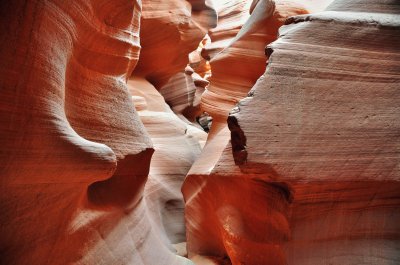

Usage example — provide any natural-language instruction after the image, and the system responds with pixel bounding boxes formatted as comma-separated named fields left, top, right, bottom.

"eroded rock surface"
left=126, top=0, right=216, bottom=261
left=134, top=0, right=217, bottom=89
left=129, top=77, right=207, bottom=256
left=0, top=1, right=187, bottom=264
left=183, top=0, right=400, bottom=264
left=1, top=0, right=399, bottom=265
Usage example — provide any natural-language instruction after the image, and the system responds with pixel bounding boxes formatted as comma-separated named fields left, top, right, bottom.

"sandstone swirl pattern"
left=1, top=0, right=399, bottom=265
left=0, top=1, right=189, bottom=264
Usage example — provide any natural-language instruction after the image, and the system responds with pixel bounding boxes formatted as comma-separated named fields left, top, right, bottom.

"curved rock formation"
left=2, top=0, right=399, bottom=264
left=134, top=0, right=217, bottom=89
left=192, top=0, right=308, bottom=179
left=202, top=0, right=252, bottom=61
left=127, top=0, right=215, bottom=261
left=183, top=0, right=309, bottom=263
left=202, top=0, right=308, bottom=122
left=183, top=0, right=400, bottom=264
left=129, top=77, right=207, bottom=257
left=0, top=1, right=188, bottom=264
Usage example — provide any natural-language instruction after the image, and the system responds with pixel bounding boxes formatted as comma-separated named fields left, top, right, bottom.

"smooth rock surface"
left=0, top=1, right=189, bottom=264
left=129, top=77, right=207, bottom=255
left=134, top=0, right=217, bottom=89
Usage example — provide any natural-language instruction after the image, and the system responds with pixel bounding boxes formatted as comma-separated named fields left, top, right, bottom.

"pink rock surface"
left=202, top=0, right=252, bottom=61
left=129, top=77, right=207, bottom=257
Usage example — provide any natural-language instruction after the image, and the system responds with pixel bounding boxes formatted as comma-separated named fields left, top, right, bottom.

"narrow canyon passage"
left=0, top=0, right=399, bottom=265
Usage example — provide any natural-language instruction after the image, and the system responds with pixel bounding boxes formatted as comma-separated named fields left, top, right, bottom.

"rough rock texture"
left=184, top=5, right=309, bottom=257
left=0, top=1, right=189, bottom=264
left=202, top=0, right=308, bottom=122
left=196, top=0, right=308, bottom=177
left=183, top=0, right=400, bottom=264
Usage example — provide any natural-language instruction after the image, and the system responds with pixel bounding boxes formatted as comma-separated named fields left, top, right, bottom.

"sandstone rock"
left=196, top=0, right=308, bottom=177
left=129, top=77, right=207, bottom=257
left=127, top=2, right=215, bottom=260
left=184, top=0, right=400, bottom=264
left=202, top=0, right=308, bottom=122
left=0, top=1, right=188, bottom=264
left=2, top=0, right=399, bottom=264
left=134, top=0, right=217, bottom=89
left=202, top=0, right=252, bottom=61
left=189, top=36, right=212, bottom=78
left=134, top=0, right=216, bottom=129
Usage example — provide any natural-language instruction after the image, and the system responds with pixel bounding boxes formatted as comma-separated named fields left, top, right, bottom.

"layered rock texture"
left=1, top=0, right=399, bottom=265
left=183, top=0, right=400, bottom=264
left=128, top=77, right=207, bottom=256
left=0, top=0, right=209, bottom=264
left=134, top=0, right=217, bottom=89
left=130, top=0, right=216, bottom=259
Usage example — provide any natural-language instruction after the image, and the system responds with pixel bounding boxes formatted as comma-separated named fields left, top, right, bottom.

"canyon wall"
left=183, top=0, right=400, bottom=264
left=0, top=0, right=399, bottom=265
left=0, top=0, right=211, bottom=264
left=130, top=0, right=217, bottom=258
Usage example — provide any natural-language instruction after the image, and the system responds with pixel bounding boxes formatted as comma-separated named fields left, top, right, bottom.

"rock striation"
left=134, top=0, right=217, bottom=89
left=129, top=77, right=207, bottom=257
left=0, top=0, right=191, bottom=264
left=183, top=0, right=400, bottom=264
left=128, top=1, right=216, bottom=260
left=1, top=0, right=399, bottom=264
left=202, top=0, right=308, bottom=122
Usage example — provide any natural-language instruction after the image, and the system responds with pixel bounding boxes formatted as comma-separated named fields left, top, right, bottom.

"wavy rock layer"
left=202, top=0, right=308, bottom=122
left=184, top=0, right=308, bottom=264
left=128, top=2, right=215, bottom=260
left=129, top=77, right=207, bottom=257
left=192, top=0, right=308, bottom=180
left=202, top=0, right=252, bottom=61
left=0, top=1, right=189, bottom=264
left=134, top=0, right=217, bottom=89
left=184, top=0, right=400, bottom=264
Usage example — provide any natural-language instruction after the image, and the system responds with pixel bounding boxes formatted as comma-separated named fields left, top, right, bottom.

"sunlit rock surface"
left=183, top=0, right=400, bottom=264
left=202, top=0, right=308, bottom=122
left=183, top=5, right=309, bottom=263
left=202, top=0, right=252, bottom=61
left=129, top=77, right=207, bottom=257
left=128, top=2, right=215, bottom=260
left=193, top=0, right=308, bottom=181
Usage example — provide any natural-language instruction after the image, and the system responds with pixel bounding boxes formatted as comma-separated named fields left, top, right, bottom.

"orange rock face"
left=0, top=1, right=185, bottom=264
left=127, top=1, right=215, bottom=260
left=183, top=1, right=309, bottom=264
left=183, top=0, right=400, bottom=264
left=1, top=0, right=399, bottom=264
left=202, top=0, right=308, bottom=122
left=134, top=0, right=217, bottom=89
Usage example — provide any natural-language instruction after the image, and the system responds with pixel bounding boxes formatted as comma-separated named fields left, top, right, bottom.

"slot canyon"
left=0, top=0, right=399, bottom=264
